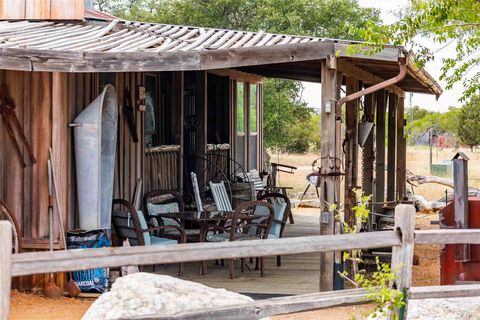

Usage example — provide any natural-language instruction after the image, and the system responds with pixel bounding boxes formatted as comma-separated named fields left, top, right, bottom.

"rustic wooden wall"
left=0, top=0, right=84, bottom=20
left=0, top=70, right=144, bottom=290
left=112, top=72, right=145, bottom=203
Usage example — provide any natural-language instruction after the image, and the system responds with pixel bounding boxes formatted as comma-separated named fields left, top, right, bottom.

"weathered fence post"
left=390, top=204, right=415, bottom=320
left=0, top=221, right=12, bottom=320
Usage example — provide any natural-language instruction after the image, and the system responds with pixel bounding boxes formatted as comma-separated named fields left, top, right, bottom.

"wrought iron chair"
left=144, top=189, right=201, bottom=242
left=257, top=192, right=292, bottom=266
left=112, top=199, right=185, bottom=275
left=200, top=201, right=274, bottom=279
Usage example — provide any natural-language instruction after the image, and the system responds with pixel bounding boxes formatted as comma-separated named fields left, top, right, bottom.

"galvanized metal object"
left=72, top=85, right=118, bottom=230
left=452, top=152, right=470, bottom=262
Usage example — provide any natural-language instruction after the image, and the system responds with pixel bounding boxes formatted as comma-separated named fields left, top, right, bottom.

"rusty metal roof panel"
left=0, top=18, right=442, bottom=96
left=0, top=19, right=330, bottom=53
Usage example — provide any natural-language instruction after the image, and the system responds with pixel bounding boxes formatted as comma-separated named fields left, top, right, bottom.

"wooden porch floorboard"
left=154, top=208, right=322, bottom=295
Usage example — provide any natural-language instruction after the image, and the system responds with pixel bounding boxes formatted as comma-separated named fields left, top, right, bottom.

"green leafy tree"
left=102, top=0, right=381, bottom=152
left=456, top=94, right=480, bottom=150
left=352, top=0, right=480, bottom=101
left=405, top=105, right=460, bottom=145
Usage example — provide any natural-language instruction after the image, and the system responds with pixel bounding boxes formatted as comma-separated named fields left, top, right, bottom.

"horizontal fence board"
left=414, top=229, right=480, bottom=244
left=11, top=231, right=401, bottom=277
left=124, top=288, right=371, bottom=320
left=410, top=284, right=480, bottom=300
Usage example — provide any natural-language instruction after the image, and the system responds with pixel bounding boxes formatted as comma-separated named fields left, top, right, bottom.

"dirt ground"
left=9, top=290, right=92, bottom=320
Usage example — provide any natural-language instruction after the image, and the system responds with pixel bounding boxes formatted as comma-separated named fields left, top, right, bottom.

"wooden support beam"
left=0, top=221, right=12, bottom=320
left=195, top=71, right=208, bottom=192
left=344, top=77, right=359, bottom=228
left=362, top=89, right=375, bottom=230
left=319, top=58, right=338, bottom=292
left=396, top=96, right=406, bottom=201
left=386, top=93, right=397, bottom=203
left=390, top=204, right=415, bottom=319
left=337, top=60, right=405, bottom=98
left=362, top=89, right=375, bottom=197
left=173, top=72, right=184, bottom=192
left=374, top=90, right=387, bottom=214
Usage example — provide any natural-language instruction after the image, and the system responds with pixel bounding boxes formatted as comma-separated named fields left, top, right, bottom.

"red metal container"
left=440, top=197, right=480, bottom=285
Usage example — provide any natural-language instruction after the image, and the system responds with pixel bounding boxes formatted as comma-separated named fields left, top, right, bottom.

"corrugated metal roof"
left=0, top=19, right=325, bottom=53
left=0, top=17, right=442, bottom=96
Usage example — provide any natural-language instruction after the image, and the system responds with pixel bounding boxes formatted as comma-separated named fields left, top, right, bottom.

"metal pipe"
left=336, top=57, right=407, bottom=109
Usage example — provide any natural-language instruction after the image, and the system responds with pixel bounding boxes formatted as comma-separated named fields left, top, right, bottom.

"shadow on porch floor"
left=154, top=207, right=322, bottom=295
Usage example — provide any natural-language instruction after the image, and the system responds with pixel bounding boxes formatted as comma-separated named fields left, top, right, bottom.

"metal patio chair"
left=200, top=201, right=274, bottom=279
left=144, top=189, right=201, bottom=242
left=112, top=199, right=185, bottom=275
left=257, top=192, right=291, bottom=266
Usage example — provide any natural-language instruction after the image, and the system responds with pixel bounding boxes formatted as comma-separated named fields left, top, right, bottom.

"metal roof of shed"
left=0, top=18, right=442, bottom=96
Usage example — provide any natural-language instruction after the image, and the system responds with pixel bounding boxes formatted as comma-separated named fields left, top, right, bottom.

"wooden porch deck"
left=155, top=208, right=322, bottom=295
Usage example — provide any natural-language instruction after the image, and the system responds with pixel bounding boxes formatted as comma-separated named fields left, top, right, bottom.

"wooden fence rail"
left=2, top=204, right=480, bottom=320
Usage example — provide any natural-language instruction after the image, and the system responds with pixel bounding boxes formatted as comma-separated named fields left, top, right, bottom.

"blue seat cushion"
left=150, top=236, right=178, bottom=245
left=147, top=202, right=181, bottom=234
left=136, top=210, right=152, bottom=245
left=270, top=202, right=287, bottom=237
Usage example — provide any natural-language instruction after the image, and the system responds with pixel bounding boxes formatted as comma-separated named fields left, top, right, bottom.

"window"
left=249, top=84, right=257, bottom=133
left=236, top=82, right=244, bottom=134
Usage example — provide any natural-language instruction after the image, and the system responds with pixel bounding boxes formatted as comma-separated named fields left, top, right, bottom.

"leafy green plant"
left=334, top=189, right=405, bottom=319
left=355, top=257, right=405, bottom=319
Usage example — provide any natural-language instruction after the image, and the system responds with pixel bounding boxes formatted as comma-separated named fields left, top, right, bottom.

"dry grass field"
left=270, top=145, right=480, bottom=201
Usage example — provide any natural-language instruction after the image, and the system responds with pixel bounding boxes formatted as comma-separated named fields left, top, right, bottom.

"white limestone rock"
left=82, top=272, right=256, bottom=320
left=369, top=296, right=480, bottom=320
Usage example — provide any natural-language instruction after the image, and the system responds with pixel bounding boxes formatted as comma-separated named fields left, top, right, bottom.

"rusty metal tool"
left=49, top=148, right=81, bottom=297
left=44, top=160, right=62, bottom=299
left=0, top=84, right=36, bottom=168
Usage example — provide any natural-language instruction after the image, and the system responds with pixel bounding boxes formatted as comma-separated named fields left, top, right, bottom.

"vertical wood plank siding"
left=0, top=70, right=144, bottom=290
left=144, top=146, right=180, bottom=192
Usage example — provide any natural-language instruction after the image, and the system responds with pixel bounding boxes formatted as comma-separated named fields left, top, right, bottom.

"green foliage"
left=98, top=0, right=381, bottom=153
left=263, top=80, right=318, bottom=152
left=405, top=105, right=460, bottom=145
left=349, top=0, right=480, bottom=101
left=355, top=257, right=406, bottom=319
left=456, top=94, right=480, bottom=149
left=333, top=192, right=405, bottom=319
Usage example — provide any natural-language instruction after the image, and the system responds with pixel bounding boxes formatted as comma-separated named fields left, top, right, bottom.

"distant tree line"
left=406, top=94, right=480, bottom=150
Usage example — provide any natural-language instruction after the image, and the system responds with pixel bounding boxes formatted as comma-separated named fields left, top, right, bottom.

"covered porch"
left=0, top=16, right=441, bottom=293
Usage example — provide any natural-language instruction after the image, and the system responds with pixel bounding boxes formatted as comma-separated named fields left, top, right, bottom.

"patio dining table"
left=157, top=210, right=268, bottom=243
left=158, top=210, right=235, bottom=223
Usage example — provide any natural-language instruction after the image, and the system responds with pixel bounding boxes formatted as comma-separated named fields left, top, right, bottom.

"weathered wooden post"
left=386, top=93, right=396, bottom=203
left=374, top=90, right=387, bottom=217
left=452, top=152, right=470, bottom=262
left=319, top=56, right=339, bottom=292
left=0, top=221, right=12, bottom=320
left=390, top=204, right=415, bottom=319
